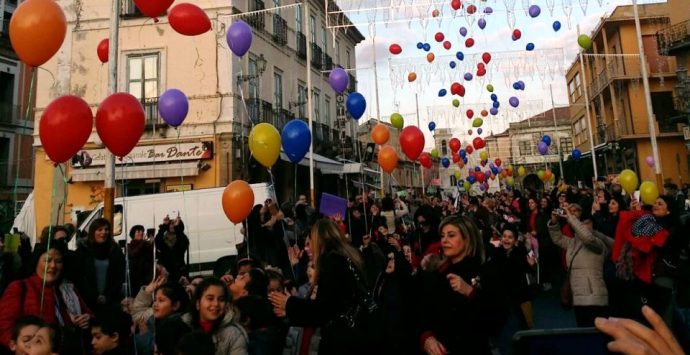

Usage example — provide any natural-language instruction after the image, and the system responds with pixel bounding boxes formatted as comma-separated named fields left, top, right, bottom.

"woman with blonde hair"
left=269, top=219, right=372, bottom=354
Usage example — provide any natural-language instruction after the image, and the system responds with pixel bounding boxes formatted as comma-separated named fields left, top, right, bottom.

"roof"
left=485, top=130, right=510, bottom=139
left=509, top=107, right=571, bottom=129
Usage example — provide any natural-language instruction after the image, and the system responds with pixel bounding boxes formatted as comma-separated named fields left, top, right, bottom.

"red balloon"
left=399, top=126, right=425, bottom=161
left=507, top=170, right=513, bottom=177
left=40, top=96, right=93, bottom=163
left=466, top=146, right=474, bottom=155
left=443, top=41, right=452, bottom=50
left=97, top=39, right=109, bottom=63
left=466, top=109, right=474, bottom=119
left=419, top=152, right=432, bottom=169
left=389, top=44, right=402, bottom=55
left=168, top=3, right=211, bottom=36
left=467, top=4, right=477, bottom=14
left=495, top=158, right=502, bottom=167
left=473, top=137, right=485, bottom=149
left=452, top=154, right=460, bottom=163
left=482, top=52, right=491, bottom=64
left=477, top=62, right=485, bottom=69
left=512, top=29, right=522, bottom=40
left=451, top=82, right=465, bottom=97
left=451, top=0, right=462, bottom=11
left=465, top=38, right=475, bottom=47
left=96, top=93, right=145, bottom=157
left=449, top=138, right=461, bottom=153
left=435, top=32, right=445, bottom=42
left=476, top=171, right=485, bottom=183
left=477, top=68, right=486, bottom=76
left=133, top=0, right=174, bottom=19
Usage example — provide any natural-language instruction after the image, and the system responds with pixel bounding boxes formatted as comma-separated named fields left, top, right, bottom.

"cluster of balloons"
left=512, top=81, right=526, bottom=91
left=619, top=169, right=659, bottom=205
left=537, top=135, right=552, bottom=155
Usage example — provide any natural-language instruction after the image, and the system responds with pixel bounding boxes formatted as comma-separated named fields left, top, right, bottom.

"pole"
left=370, top=24, right=383, bottom=197
left=304, top=1, right=315, bottom=208
left=550, top=85, right=564, bottom=179
left=577, top=25, right=598, bottom=182
left=103, top=0, right=120, bottom=225
left=416, top=93, right=424, bottom=197
left=632, top=0, right=663, bottom=189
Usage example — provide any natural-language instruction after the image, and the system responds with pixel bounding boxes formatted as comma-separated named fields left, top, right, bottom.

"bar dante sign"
left=72, top=142, right=213, bottom=167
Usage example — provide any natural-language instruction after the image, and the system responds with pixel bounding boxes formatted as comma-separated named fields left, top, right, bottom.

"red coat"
left=0, top=275, right=91, bottom=347
left=612, top=210, right=669, bottom=284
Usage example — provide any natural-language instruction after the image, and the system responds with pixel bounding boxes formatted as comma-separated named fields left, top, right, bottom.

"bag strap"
left=345, top=257, right=375, bottom=310
left=567, top=244, right=585, bottom=274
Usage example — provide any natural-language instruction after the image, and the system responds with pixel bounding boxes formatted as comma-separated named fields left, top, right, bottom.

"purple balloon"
left=528, top=5, right=541, bottom=18
left=484, top=7, right=493, bottom=14
left=477, top=128, right=483, bottom=135
left=478, top=18, right=486, bottom=29
left=509, top=96, right=520, bottom=107
left=538, top=141, right=549, bottom=155
left=158, top=89, right=188, bottom=127
left=329, top=67, right=349, bottom=94
left=227, top=21, right=253, bottom=57
left=459, top=27, right=468, bottom=37
left=490, top=107, right=498, bottom=115
left=464, top=72, right=473, bottom=81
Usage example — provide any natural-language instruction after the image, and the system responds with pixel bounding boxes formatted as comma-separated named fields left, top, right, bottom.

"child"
left=90, top=308, right=133, bottom=355
left=25, top=324, right=60, bottom=355
left=7, top=316, right=43, bottom=355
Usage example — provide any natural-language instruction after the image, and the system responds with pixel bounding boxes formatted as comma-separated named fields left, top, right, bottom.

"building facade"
left=31, top=0, right=363, bottom=232
left=0, top=0, right=34, bottom=233
left=565, top=3, right=689, bottom=186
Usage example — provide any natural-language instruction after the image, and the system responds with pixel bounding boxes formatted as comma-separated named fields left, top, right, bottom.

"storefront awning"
left=279, top=151, right=362, bottom=175
left=70, top=162, right=200, bottom=182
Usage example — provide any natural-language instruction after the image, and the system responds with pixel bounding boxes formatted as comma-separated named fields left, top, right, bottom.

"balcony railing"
left=0, top=18, right=9, bottom=38
left=245, top=98, right=273, bottom=124
left=657, top=19, right=690, bottom=56
left=674, top=95, right=690, bottom=113
left=311, top=43, right=323, bottom=69
left=274, top=109, right=293, bottom=132
left=247, top=0, right=265, bottom=30
left=0, top=103, right=22, bottom=125
left=141, top=97, right=166, bottom=129
left=296, top=33, right=307, bottom=59
left=323, top=53, right=333, bottom=71
left=272, top=14, right=287, bottom=46
left=589, top=55, right=675, bottom=97
left=120, top=0, right=144, bottom=18
left=348, top=73, right=357, bottom=93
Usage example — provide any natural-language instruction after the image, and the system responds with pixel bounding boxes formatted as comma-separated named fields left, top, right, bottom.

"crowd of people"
left=0, top=180, right=688, bottom=355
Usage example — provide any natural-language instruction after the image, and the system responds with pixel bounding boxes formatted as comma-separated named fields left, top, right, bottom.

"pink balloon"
left=645, top=155, right=655, bottom=167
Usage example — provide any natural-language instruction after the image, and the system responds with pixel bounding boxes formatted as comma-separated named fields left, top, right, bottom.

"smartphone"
left=633, top=191, right=640, bottom=202
left=513, top=328, right=613, bottom=355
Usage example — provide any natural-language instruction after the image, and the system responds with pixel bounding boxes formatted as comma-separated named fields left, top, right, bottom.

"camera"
left=554, top=208, right=565, bottom=216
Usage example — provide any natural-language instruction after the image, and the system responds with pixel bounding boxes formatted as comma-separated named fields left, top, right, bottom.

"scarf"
left=55, top=282, right=83, bottom=326
left=632, top=214, right=663, bottom=237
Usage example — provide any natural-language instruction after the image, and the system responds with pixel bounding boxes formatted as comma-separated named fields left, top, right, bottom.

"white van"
left=71, top=183, right=274, bottom=271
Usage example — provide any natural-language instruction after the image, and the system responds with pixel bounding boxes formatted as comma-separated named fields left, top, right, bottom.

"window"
left=346, top=49, right=351, bottom=68
left=441, top=140, right=447, bottom=156
left=519, top=140, right=532, bottom=156
left=560, top=137, right=573, bottom=155
left=313, top=89, right=320, bottom=123
left=574, top=73, right=582, bottom=96
left=297, top=83, right=307, bottom=118
left=273, top=69, right=283, bottom=110
left=324, top=96, right=331, bottom=128
left=309, top=14, right=316, bottom=43
left=568, top=79, right=576, bottom=103
left=335, top=40, right=341, bottom=64
left=295, top=5, right=302, bottom=39
left=321, top=25, right=328, bottom=53
left=272, top=0, right=280, bottom=13
left=127, top=53, right=159, bottom=100
left=248, top=56, right=258, bottom=99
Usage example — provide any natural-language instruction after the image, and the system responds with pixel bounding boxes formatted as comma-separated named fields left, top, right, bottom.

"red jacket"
left=612, top=210, right=669, bottom=284
left=0, top=275, right=91, bottom=347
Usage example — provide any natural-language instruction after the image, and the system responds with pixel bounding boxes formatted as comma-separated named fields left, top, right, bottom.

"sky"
left=338, top=0, right=666, bottom=148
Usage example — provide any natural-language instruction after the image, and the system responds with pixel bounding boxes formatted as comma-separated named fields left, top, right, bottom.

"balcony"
left=348, top=73, right=357, bottom=93
left=296, top=33, right=307, bottom=59
left=323, top=54, right=334, bottom=71
left=274, top=109, right=293, bottom=132
left=588, top=55, right=676, bottom=98
left=311, top=43, right=323, bottom=69
left=247, top=0, right=265, bottom=30
left=0, top=103, right=21, bottom=125
left=141, top=97, right=167, bottom=129
left=674, top=96, right=690, bottom=113
left=272, top=14, right=287, bottom=46
left=657, top=19, right=690, bottom=56
left=244, top=98, right=273, bottom=124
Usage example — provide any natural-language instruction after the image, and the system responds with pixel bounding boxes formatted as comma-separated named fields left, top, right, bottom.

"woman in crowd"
left=549, top=205, right=611, bottom=327
left=268, top=219, right=372, bottom=354
left=181, top=277, right=248, bottom=355
left=0, top=240, right=91, bottom=354
left=155, top=215, right=189, bottom=284
left=127, top=225, right=153, bottom=295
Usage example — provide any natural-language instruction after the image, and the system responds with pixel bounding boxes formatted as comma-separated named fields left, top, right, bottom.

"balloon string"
left=175, top=128, right=196, bottom=273
left=40, top=164, right=61, bottom=316
left=13, top=68, right=36, bottom=224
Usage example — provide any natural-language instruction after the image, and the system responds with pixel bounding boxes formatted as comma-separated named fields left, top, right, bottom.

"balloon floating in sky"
left=435, top=32, right=445, bottom=42
left=493, top=101, right=500, bottom=108
left=428, top=121, right=436, bottom=131
left=578, top=34, right=593, bottom=50
left=512, top=29, right=522, bottom=41
left=465, top=38, right=475, bottom=48
left=537, top=141, right=549, bottom=155
left=482, top=52, right=491, bottom=64
left=553, top=21, right=562, bottom=32
left=427, top=53, right=435, bottom=63
left=416, top=42, right=423, bottom=49
left=466, top=4, right=477, bottom=14
left=487, top=84, right=494, bottom=92
left=441, top=157, right=450, bottom=168
left=389, top=44, right=402, bottom=55
left=466, top=109, right=474, bottom=119
left=346, top=92, right=366, bottom=119
left=484, top=7, right=493, bottom=14
left=452, top=99, right=460, bottom=107
left=542, top=135, right=552, bottom=146
left=478, top=18, right=486, bottom=29
left=449, top=61, right=456, bottom=69
left=477, top=128, right=483, bottom=135
left=459, top=27, right=468, bottom=37
left=400, top=126, right=425, bottom=161
left=438, top=89, right=447, bottom=97
left=451, top=0, right=461, bottom=10
left=528, top=5, right=541, bottom=17
left=227, top=20, right=253, bottom=57
left=490, top=93, right=498, bottom=101
left=423, top=43, right=431, bottom=51
left=490, top=107, right=498, bottom=115
left=472, top=118, right=483, bottom=127
left=456, top=51, right=464, bottom=61
left=464, top=72, right=473, bottom=81
left=432, top=9, right=440, bottom=17
left=509, top=97, right=519, bottom=107
left=390, top=113, right=404, bottom=129
left=526, top=43, right=535, bottom=51
left=408, top=72, right=417, bottom=82
left=443, top=41, right=452, bottom=50
left=328, top=67, right=349, bottom=94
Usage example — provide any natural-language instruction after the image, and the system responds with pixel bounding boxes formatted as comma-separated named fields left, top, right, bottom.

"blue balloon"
left=456, top=51, right=464, bottom=61
left=542, top=134, right=552, bottom=146
left=449, top=61, right=456, bottom=69
left=490, top=107, right=498, bottom=115
left=428, top=121, right=436, bottom=131
left=477, top=128, right=483, bottom=135
left=493, top=101, right=500, bottom=108
left=526, top=43, right=535, bottom=51
left=572, top=148, right=582, bottom=161
left=346, top=92, right=366, bottom=119
left=441, top=157, right=450, bottom=168
left=474, top=166, right=481, bottom=172
left=281, top=119, right=312, bottom=163
left=467, top=175, right=476, bottom=184
left=416, top=42, right=423, bottom=49
left=490, top=93, right=498, bottom=101
left=438, top=89, right=447, bottom=97
left=518, top=81, right=525, bottom=90
left=478, top=18, right=486, bottom=29
left=513, top=82, right=520, bottom=90
left=553, top=21, right=561, bottom=32
left=463, top=156, right=468, bottom=164
left=459, top=27, right=468, bottom=37
left=509, top=96, right=519, bottom=108
left=460, top=149, right=466, bottom=157
left=464, top=73, right=473, bottom=81
left=423, top=43, right=431, bottom=52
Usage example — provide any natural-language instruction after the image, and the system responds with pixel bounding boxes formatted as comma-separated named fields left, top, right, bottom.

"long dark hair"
left=310, top=219, right=364, bottom=282
left=88, top=218, right=114, bottom=246
left=439, top=215, right=485, bottom=263
left=191, top=277, right=229, bottom=331
left=155, top=282, right=190, bottom=318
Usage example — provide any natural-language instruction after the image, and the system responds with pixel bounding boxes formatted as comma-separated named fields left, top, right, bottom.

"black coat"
left=74, top=243, right=126, bottom=315
left=418, top=257, right=502, bottom=355
left=486, top=245, right=534, bottom=304
left=284, top=251, right=370, bottom=355
left=155, top=222, right=189, bottom=282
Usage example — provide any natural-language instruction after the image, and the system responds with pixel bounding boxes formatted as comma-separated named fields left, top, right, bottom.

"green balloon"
left=486, top=84, right=494, bottom=92
left=452, top=99, right=460, bottom=107
left=537, top=170, right=545, bottom=180
left=472, top=118, right=483, bottom=127
left=578, top=34, right=592, bottom=50
left=463, top=181, right=471, bottom=191
left=390, top=113, right=404, bottom=129
left=431, top=148, right=439, bottom=159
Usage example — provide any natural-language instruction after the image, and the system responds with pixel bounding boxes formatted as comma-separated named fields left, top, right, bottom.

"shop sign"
left=72, top=142, right=213, bottom=167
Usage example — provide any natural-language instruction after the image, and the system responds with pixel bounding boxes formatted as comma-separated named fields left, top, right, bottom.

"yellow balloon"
left=507, top=164, right=514, bottom=172
left=518, top=166, right=526, bottom=177
left=619, top=169, right=639, bottom=194
left=431, top=148, right=440, bottom=159
left=479, top=151, right=488, bottom=161
left=639, top=181, right=659, bottom=205
left=249, top=123, right=281, bottom=168
left=454, top=170, right=461, bottom=179
left=507, top=177, right=515, bottom=186
left=537, top=170, right=545, bottom=180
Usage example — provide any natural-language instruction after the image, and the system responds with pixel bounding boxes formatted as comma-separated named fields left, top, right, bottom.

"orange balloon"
left=378, top=145, right=398, bottom=173
left=408, top=72, right=417, bottom=82
left=222, top=180, right=255, bottom=224
left=371, top=123, right=390, bottom=145
left=10, top=0, right=67, bottom=67
left=427, top=53, right=435, bottom=63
